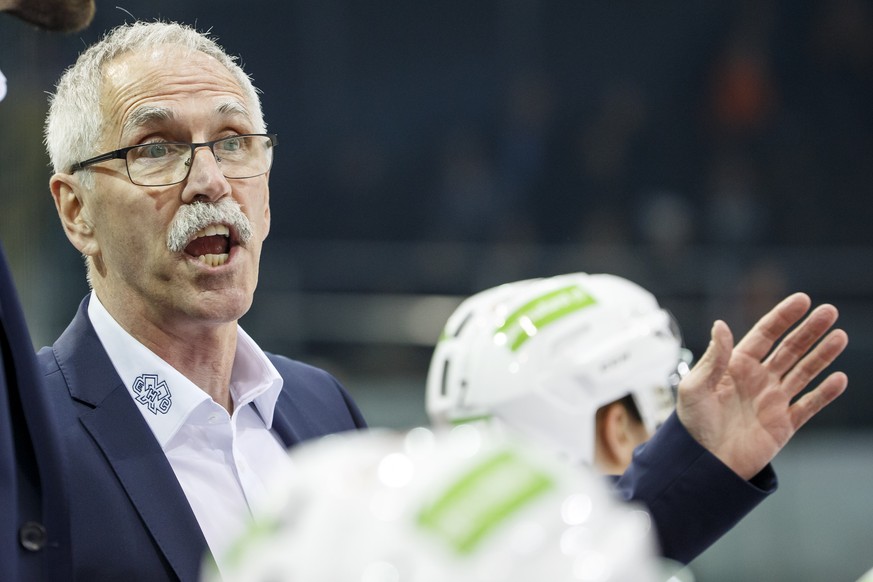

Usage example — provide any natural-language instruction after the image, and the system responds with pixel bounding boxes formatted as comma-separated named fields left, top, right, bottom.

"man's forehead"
left=101, top=45, right=240, bottom=96
left=99, top=48, right=253, bottom=139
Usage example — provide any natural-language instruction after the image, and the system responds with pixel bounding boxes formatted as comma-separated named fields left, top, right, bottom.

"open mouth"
left=183, top=224, right=233, bottom=267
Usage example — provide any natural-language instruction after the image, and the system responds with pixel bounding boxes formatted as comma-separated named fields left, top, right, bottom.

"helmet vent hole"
left=453, top=312, right=475, bottom=337
left=440, top=360, right=451, bottom=396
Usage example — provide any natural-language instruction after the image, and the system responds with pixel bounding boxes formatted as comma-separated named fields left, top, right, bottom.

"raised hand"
left=676, top=292, right=849, bottom=480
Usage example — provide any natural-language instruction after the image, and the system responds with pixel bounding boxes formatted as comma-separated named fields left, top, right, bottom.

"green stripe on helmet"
left=496, top=284, right=596, bottom=352
left=417, top=449, right=554, bottom=555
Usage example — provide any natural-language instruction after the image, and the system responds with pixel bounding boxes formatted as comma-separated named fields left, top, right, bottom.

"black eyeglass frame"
left=69, top=133, right=278, bottom=186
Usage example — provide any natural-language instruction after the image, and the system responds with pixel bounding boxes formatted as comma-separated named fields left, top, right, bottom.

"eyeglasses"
left=70, top=133, right=277, bottom=187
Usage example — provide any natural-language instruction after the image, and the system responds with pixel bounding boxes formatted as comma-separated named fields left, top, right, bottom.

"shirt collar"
left=232, top=325, right=284, bottom=425
left=87, top=292, right=283, bottom=448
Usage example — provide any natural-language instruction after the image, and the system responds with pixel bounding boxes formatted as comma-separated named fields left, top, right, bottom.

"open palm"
left=677, top=293, right=849, bottom=480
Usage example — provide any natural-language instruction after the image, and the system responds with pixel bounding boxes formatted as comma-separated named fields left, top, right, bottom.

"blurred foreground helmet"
left=426, top=273, right=689, bottom=465
left=205, top=425, right=664, bottom=582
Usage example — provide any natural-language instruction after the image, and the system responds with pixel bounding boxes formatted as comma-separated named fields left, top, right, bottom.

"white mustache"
left=166, top=199, right=253, bottom=252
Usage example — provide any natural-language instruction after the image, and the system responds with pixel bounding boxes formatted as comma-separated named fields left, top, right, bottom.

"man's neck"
left=144, top=329, right=238, bottom=413
left=94, top=290, right=239, bottom=413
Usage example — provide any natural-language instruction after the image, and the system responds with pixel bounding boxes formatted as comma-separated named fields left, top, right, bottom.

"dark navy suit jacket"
left=1, top=248, right=71, bottom=581
left=614, top=411, right=777, bottom=564
left=36, top=294, right=367, bottom=582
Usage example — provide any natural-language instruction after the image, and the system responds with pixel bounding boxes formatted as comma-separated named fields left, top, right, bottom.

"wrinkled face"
left=83, top=45, right=271, bottom=329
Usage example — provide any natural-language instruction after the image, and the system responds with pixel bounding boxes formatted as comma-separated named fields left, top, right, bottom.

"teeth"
left=197, top=253, right=229, bottom=267
left=194, top=224, right=230, bottom=238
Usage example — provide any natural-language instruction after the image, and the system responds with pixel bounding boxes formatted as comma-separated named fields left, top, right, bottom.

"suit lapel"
left=271, top=391, right=302, bottom=448
left=79, top=388, right=207, bottom=581
left=55, top=297, right=207, bottom=581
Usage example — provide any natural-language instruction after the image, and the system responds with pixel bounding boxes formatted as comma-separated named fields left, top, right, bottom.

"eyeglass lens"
left=126, top=135, right=274, bottom=186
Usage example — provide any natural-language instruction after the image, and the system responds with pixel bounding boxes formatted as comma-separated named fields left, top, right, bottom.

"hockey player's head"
left=426, top=273, right=689, bottom=472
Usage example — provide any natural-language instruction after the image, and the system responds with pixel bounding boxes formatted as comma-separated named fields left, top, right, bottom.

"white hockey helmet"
left=426, top=272, right=689, bottom=466
left=205, top=425, right=665, bottom=582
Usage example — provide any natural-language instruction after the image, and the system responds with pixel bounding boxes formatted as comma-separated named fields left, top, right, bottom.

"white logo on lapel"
left=132, top=374, right=173, bottom=415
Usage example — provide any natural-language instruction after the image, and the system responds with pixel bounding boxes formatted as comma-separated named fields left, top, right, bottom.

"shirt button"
left=19, top=521, right=47, bottom=552
left=208, top=414, right=221, bottom=424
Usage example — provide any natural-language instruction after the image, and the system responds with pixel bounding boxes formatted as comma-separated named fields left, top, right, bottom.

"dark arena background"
left=2, top=2, right=872, bottom=580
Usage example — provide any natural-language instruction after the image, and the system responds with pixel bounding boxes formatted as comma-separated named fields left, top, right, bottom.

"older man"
left=42, top=21, right=365, bottom=581
left=38, top=18, right=849, bottom=582
left=1, top=0, right=94, bottom=580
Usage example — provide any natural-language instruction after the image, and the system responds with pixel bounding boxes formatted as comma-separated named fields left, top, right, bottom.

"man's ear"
left=596, top=403, right=625, bottom=466
left=262, top=199, right=271, bottom=239
left=594, top=402, right=641, bottom=475
left=50, top=173, right=99, bottom=257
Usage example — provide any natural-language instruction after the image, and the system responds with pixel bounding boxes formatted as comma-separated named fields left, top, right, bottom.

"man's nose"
left=180, top=145, right=231, bottom=203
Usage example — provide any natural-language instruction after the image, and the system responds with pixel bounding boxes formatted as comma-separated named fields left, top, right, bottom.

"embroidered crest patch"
left=132, top=373, right=173, bottom=414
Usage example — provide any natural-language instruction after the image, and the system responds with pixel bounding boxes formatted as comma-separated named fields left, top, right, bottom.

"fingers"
left=789, top=371, right=849, bottom=431
left=734, top=292, right=812, bottom=361
left=781, top=328, right=849, bottom=398
left=764, top=303, right=841, bottom=377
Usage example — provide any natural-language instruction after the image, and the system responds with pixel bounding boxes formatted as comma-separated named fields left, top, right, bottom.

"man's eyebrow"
left=216, top=100, right=250, bottom=119
left=120, top=101, right=251, bottom=140
left=121, top=105, right=174, bottom=138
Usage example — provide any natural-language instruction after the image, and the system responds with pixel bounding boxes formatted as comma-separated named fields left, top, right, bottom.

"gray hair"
left=44, top=20, right=266, bottom=180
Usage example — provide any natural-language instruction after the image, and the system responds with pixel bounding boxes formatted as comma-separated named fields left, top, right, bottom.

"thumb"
left=685, top=320, right=734, bottom=392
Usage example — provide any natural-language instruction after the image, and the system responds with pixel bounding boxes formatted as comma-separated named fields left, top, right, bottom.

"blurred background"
left=2, top=1, right=872, bottom=579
